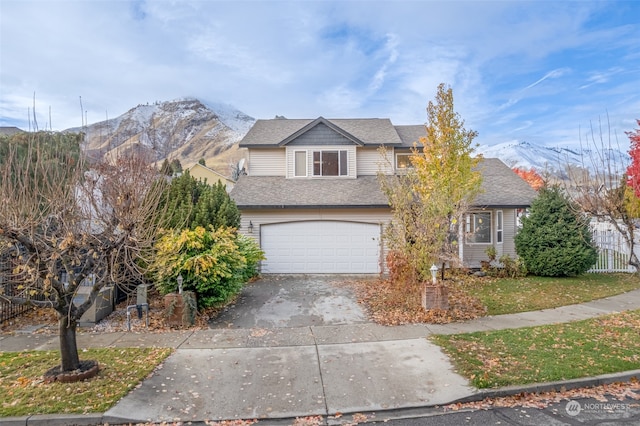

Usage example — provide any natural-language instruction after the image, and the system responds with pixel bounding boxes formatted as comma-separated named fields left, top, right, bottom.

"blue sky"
left=1, top=0, right=638, bottom=149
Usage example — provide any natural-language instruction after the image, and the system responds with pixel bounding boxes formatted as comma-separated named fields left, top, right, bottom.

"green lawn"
left=0, top=347, right=172, bottom=417
left=470, top=273, right=640, bottom=315
left=431, top=309, right=640, bottom=389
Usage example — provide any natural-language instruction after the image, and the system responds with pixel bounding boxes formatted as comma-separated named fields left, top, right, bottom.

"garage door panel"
left=261, top=221, right=380, bottom=273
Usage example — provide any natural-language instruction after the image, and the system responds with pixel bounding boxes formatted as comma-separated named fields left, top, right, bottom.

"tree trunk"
left=58, top=313, right=80, bottom=372
left=631, top=252, right=640, bottom=275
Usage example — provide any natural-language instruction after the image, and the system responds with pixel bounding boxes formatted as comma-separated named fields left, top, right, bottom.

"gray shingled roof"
left=230, top=158, right=537, bottom=209
left=394, top=125, right=427, bottom=147
left=230, top=175, right=389, bottom=208
left=240, top=117, right=403, bottom=147
left=474, top=158, right=538, bottom=207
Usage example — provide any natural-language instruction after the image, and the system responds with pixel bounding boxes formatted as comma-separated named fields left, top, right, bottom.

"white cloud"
left=0, top=0, right=637, bottom=149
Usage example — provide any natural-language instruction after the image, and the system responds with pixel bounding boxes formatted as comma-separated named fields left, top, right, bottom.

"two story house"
left=230, top=117, right=537, bottom=274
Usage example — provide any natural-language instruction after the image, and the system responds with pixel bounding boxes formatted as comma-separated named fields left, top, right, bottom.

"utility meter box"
left=137, top=284, right=149, bottom=305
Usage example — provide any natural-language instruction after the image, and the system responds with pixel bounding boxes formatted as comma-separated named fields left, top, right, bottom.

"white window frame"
left=496, top=210, right=503, bottom=244
left=516, top=208, right=528, bottom=229
left=294, top=150, right=307, bottom=177
left=465, top=211, right=492, bottom=244
left=312, top=149, right=348, bottom=177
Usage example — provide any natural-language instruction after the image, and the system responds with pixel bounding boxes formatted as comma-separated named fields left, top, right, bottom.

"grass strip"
left=0, top=347, right=172, bottom=417
left=471, top=273, right=640, bottom=315
left=431, top=309, right=640, bottom=389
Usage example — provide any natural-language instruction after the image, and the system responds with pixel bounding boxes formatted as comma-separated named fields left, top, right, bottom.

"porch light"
left=430, top=264, right=438, bottom=285
left=177, top=274, right=183, bottom=294
left=248, top=221, right=254, bottom=234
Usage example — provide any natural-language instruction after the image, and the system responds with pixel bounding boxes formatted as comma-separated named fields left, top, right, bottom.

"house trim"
left=237, top=204, right=390, bottom=210
left=279, top=117, right=364, bottom=147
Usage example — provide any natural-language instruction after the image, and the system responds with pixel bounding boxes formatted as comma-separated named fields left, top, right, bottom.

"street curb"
left=451, top=369, right=640, bottom=404
left=0, top=413, right=104, bottom=426
left=3, top=371, right=639, bottom=426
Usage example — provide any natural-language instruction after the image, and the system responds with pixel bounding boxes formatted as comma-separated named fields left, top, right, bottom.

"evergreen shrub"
left=515, top=186, right=597, bottom=276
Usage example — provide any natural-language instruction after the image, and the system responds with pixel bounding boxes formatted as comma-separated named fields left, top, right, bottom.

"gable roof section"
left=280, top=117, right=363, bottom=146
left=240, top=117, right=403, bottom=147
left=230, top=175, right=389, bottom=209
left=473, top=158, right=537, bottom=208
left=188, top=163, right=235, bottom=183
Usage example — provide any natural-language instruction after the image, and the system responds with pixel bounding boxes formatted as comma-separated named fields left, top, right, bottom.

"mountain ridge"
left=476, top=140, right=630, bottom=177
left=65, top=98, right=255, bottom=172
left=62, top=100, right=629, bottom=178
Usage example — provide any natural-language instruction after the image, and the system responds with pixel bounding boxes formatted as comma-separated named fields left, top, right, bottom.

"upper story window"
left=466, top=211, right=492, bottom=244
left=313, top=150, right=348, bottom=176
left=294, top=151, right=307, bottom=177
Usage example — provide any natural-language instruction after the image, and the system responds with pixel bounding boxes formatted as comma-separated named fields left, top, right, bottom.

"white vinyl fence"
left=588, top=222, right=638, bottom=273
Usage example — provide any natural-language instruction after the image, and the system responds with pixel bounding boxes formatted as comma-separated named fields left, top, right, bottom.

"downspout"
left=458, top=214, right=464, bottom=265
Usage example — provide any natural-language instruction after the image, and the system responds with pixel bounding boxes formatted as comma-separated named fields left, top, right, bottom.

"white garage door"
left=261, top=221, right=381, bottom=273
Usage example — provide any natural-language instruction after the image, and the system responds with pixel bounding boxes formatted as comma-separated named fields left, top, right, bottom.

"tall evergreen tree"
left=515, top=185, right=597, bottom=276
left=160, top=158, right=172, bottom=176
left=158, top=172, right=240, bottom=230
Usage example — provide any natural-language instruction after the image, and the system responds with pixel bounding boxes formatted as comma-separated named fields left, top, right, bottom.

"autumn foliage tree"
left=0, top=131, right=171, bottom=378
left=627, top=120, right=640, bottom=197
left=625, top=121, right=640, bottom=219
left=379, top=83, right=482, bottom=284
left=512, top=167, right=544, bottom=191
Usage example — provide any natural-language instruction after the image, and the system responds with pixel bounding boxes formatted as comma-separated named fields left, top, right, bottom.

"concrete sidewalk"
left=2, top=288, right=640, bottom=425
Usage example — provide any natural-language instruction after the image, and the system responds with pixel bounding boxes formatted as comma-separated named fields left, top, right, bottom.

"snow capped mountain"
left=67, top=102, right=628, bottom=180
left=65, top=98, right=255, bottom=169
left=203, top=100, right=255, bottom=135
left=477, top=140, right=630, bottom=176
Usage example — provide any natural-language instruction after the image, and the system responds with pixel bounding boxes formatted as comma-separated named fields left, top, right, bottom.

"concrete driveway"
left=209, top=274, right=375, bottom=329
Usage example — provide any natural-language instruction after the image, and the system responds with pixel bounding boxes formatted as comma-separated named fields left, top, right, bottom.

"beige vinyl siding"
left=285, top=146, right=357, bottom=179
left=188, top=165, right=234, bottom=191
left=247, top=149, right=286, bottom=176
left=502, top=209, right=519, bottom=258
left=357, top=147, right=392, bottom=176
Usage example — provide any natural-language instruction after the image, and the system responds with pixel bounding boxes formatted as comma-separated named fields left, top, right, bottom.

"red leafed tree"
left=512, top=167, right=545, bottom=191
left=626, top=120, right=640, bottom=198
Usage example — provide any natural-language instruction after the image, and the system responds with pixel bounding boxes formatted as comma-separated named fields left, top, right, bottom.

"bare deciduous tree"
left=0, top=131, right=170, bottom=376
left=562, top=117, right=639, bottom=274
